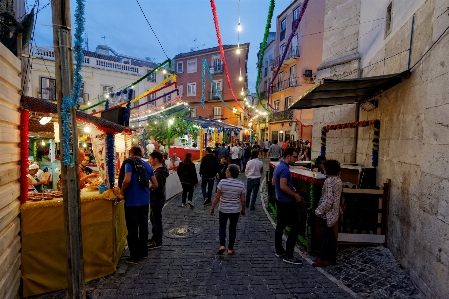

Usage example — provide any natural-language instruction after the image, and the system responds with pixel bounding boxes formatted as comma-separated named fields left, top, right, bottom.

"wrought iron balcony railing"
left=269, top=109, right=293, bottom=122
left=270, top=77, right=298, bottom=94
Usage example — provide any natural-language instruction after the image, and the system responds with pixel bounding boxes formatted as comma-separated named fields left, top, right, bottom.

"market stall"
left=20, top=96, right=130, bottom=297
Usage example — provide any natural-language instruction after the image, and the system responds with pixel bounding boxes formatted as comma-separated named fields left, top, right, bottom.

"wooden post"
left=199, top=127, right=203, bottom=159
left=51, top=0, right=86, bottom=298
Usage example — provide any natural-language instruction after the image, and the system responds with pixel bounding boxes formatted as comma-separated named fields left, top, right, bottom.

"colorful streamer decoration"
left=106, top=133, right=115, bottom=188
left=129, top=105, right=189, bottom=124
left=372, top=120, right=380, bottom=167
left=131, top=97, right=182, bottom=117
left=320, top=130, right=326, bottom=157
left=128, top=74, right=176, bottom=105
left=201, top=60, right=206, bottom=108
left=20, top=109, right=30, bottom=203
left=209, top=0, right=249, bottom=115
left=255, top=0, right=275, bottom=113
left=268, top=0, right=309, bottom=109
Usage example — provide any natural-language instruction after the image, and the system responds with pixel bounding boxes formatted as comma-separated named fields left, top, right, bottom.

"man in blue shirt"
left=119, top=146, right=158, bottom=264
left=273, top=147, right=303, bottom=265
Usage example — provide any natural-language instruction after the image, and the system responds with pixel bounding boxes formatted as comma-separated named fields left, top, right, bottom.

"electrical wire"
left=410, top=24, right=449, bottom=70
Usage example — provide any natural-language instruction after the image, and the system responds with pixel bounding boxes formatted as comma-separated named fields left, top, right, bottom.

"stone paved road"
left=88, top=172, right=353, bottom=299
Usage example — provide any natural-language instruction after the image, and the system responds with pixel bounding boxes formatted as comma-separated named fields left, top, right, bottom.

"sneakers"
left=275, top=252, right=285, bottom=258
left=187, top=201, right=194, bottom=208
left=180, top=203, right=186, bottom=207
left=125, top=258, right=140, bottom=265
left=250, top=206, right=255, bottom=211
left=282, top=256, right=302, bottom=265
left=203, top=198, right=211, bottom=205
left=312, top=258, right=329, bottom=267
left=147, top=241, right=162, bottom=250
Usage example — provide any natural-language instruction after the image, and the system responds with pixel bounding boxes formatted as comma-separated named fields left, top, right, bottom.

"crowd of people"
left=118, top=139, right=341, bottom=268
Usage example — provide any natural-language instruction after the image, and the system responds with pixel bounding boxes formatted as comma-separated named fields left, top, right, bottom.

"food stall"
left=20, top=96, right=130, bottom=297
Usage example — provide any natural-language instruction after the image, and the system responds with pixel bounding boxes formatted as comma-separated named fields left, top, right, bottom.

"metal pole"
left=407, top=14, right=415, bottom=70
left=168, top=124, right=171, bottom=150
left=51, top=0, right=85, bottom=297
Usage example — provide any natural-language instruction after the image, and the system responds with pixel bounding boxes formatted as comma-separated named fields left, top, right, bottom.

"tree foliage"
left=146, top=111, right=199, bottom=143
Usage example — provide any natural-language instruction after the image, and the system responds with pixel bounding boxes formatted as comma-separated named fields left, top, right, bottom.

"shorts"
left=263, top=149, right=269, bottom=153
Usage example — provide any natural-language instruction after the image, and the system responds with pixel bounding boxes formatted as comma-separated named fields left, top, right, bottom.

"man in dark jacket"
left=148, top=151, right=169, bottom=249
left=200, top=147, right=219, bottom=205
left=216, top=143, right=229, bottom=162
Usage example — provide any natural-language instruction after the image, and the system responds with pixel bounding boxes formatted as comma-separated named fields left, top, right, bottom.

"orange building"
left=174, top=44, right=250, bottom=143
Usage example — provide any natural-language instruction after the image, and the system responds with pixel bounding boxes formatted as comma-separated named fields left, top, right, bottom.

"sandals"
left=216, top=247, right=226, bottom=255
left=227, top=249, right=234, bottom=255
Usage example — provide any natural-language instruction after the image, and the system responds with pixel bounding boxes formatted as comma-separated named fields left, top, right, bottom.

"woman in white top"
left=210, top=164, right=245, bottom=255
left=27, top=164, right=46, bottom=192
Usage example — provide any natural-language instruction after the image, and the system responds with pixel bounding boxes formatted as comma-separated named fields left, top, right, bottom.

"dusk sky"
left=32, top=0, right=293, bottom=93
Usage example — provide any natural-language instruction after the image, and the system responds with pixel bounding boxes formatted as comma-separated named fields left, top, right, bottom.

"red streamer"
left=20, top=110, right=30, bottom=203
left=210, top=0, right=249, bottom=115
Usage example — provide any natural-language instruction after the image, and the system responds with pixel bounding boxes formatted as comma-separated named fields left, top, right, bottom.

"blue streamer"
left=105, top=99, right=109, bottom=110
left=201, top=60, right=206, bottom=108
left=123, top=89, right=134, bottom=124
left=61, top=96, right=73, bottom=165
left=106, top=133, right=115, bottom=188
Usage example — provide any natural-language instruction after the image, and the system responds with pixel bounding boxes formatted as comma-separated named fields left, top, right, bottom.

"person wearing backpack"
left=148, top=151, right=169, bottom=249
left=119, top=146, right=158, bottom=264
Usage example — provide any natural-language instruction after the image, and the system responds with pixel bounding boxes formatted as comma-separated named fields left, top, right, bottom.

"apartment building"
left=267, top=0, right=325, bottom=143
left=28, top=45, right=176, bottom=128
left=173, top=44, right=249, bottom=143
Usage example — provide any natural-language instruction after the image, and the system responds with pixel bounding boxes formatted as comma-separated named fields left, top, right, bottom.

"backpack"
left=118, top=157, right=150, bottom=189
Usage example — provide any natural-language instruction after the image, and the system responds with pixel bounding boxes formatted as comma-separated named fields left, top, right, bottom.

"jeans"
left=246, top=177, right=261, bottom=208
left=242, top=157, right=249, bottom=170
left=219, top=211, right=240, bottom=250
left=230, top=158, right=239, bottom=165
left=275, top=200, right=300, bottom=257
left=125, top=204, right=149, bottom=261
left=150, top=197, right=166, bottom=245
left=319, top=217, right=337, bottom=262
left=181, top=183, right=194, bottom=203
left=201, top=178, right=215, bottom=201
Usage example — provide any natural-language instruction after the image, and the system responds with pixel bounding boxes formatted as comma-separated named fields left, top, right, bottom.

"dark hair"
left=273, top=140, right=278, bottom=144
left=322, top=159, right=341, bottom=176
left=228, top=164, right=239, bottom=178
left=215, top=143, right=219, bottom=147
left=220, top=155, right=226, bottom=159
left=283, top=147, right=297, bottom=158
left=150, top=151, right=163, bottom=163
left=130, top=146, right=143, bottom=157
left=205, top=147, right=212, bottom=153
left=183, top=152, right=193, bottom=165
left=222, top=143, right=226, bottom=146
left=251, top=150, right=259, bottom=159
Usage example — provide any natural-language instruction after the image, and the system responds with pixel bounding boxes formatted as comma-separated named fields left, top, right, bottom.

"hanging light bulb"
left=154, top=121, right=157, bottom=124
left=239, top=75, right=243, bottom=81
left=41, top=140, right=45, bottom=146
left=87, top=101, right=91, bottom=105
left=236, top=47, right=241, bottom=55
left=237, top=23, right=242, bottom=32
left=83, top=143, right=87, bottom=148
left=83, top=126, right=91, bottom=133
left=162, top=69, right=167, bottom=74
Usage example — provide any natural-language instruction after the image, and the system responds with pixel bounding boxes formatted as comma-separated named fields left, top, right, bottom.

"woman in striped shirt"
left=210, top=164, right=246, bottom=255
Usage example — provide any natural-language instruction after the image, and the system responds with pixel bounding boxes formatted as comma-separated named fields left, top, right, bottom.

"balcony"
left=271, top=77, right=298, bottom=94
left=269, top=110, right=293, bottom=122
left=209, top=89, right=222, bottom=100
left=271, top=47, right=300, bottom=70
left=210, top=65, right=223, bottom=75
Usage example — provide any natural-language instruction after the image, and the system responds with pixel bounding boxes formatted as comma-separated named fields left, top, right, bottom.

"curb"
left=259, top=177, right=361, bottom=299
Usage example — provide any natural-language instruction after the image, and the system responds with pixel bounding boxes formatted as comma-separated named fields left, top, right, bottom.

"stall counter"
left=20, top=189, right=127, bottom=297
left=169, top=147, right=205, bottom=161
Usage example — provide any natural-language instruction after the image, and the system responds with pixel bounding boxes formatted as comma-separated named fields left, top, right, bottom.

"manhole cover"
left=165, top=225, right=202, bottom=238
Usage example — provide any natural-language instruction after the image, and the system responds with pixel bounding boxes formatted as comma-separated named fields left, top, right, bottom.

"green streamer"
left=254, top=0, right=275, bottom=113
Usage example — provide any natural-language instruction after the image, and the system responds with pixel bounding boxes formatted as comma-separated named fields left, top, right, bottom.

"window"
left=385, top=2, right=392, bottom=35
left=212, top=80, right=222, bottom=92
left=163, top=93, right=171, bottom=103
left=284, top=96, right=292, bottom=110
left=147, top=71, right=156, bottom=82
left=274, top=100, right=280, bottom=110
left=211, top=55, right=222, bottom=73
left=280, top=43, right=286, bottom=56
left=264, top=60, right=268, bottom=77
left=269, top=54, right=274, bottom=67
left=291, top=34, right=298, bottom=56
left=190, top=107, right=197, bottom=118
left=103, top=85, right=113, bottom=96
left=147, top=93, right=157, bottom=107
left=187, top=83, right=196, bottom=96
left=289, top=65, right=297, bottom=87
left=278, top=71, right=284, bottom=88
left=213, top=106, right=222, bottom=119
left=187, top=59, right=197, bottom=73
left=280, top=18, right=286, bottom=41
left=133, top=99, right=139, bottom=108
left=292, top=6, right=300, bottom=29
left=41, top=77, right=56, bottom=100
left=177, top=61, right=183, bottom=73
left=178, top=85, right=183, bottom=96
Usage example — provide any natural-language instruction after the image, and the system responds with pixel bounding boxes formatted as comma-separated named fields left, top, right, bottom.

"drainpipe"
left=407, top=14, right=415, bottom=69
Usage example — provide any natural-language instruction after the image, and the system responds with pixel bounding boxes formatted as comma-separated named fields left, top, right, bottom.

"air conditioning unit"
left=303, top=70, right=313, bottom=77
left=303, top=70, right=316, bottom=84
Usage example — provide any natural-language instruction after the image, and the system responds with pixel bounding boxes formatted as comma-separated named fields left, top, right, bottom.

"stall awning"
left=290, top=70, right=410, bottom=109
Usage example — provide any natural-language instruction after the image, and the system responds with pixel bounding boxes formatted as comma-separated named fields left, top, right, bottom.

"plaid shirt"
left=315, top=176, right=342, bottom=227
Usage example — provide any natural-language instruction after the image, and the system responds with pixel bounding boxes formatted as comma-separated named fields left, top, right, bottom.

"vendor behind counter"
left=27, top=164, right=47, bottom=192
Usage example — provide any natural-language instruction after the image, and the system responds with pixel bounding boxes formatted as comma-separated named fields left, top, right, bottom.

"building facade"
left=173, top=44, right=249, bottom=143
left=266, top=0, right=325, bottom=144
left=306, top=0, right=449, bottom=298
left=28, top=45, right=177, bottom=129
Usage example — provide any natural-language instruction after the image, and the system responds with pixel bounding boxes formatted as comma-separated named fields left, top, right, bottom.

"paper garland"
left=20, top=109, right=30, bottom=203
left=255, top=0, right=275, bottom=113
left=209, top=0, right=249, bottom=115
left=267, top=0, right=309, bottom=110
left=131, top=97, right=182, bottom=117
left=130, top=105, right=189, bottom=124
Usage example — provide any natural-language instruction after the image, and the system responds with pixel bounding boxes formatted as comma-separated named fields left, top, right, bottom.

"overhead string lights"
left=209, top=0, right=249, bottom=115
left=255, top=0, right=275, bottom=113
left=267, top=0, right=310, bottom=109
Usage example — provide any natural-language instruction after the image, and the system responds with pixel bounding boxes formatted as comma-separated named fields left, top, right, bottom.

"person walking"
left=119, top=146, right=158, bottom=264
left=313, top=159, right=342, bottom=267
left=273, top=147, right=303, bottom=265
left=216, top=155, right=228, bottom=190
left=148, top=151, right=169, bottom=250
left=230, top=143, right=240, bottom=165
left=245, top=150, right=264, bottom=211
left=210, top=164, right=246, bottom=255
left=263, top=139, right=270, bottom=158
left=177, top=152, right=198, bottom=207
left=242, top=143, right=251, bottom=171
left=200, top=147, right=219, bottom=205
left=268, top=140, right=283, bottom=161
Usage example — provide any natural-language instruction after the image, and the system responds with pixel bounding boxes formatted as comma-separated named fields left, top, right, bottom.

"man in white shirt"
left=245, top=150, right=264, bottom=210
left=231, top=143, right=240, bottom=166
left=146, top=140, right=155, bottom=155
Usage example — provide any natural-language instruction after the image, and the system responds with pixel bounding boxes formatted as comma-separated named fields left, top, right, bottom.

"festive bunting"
left=209, top=0, right=249, bottom=115
left=129, top=106, right=189, bottom=124
left=130, top=89, right=178, bottom=111
left=255, top=0, right=275, bottom=113
left=20, top=109, right=30, bottom=203
left=268, top=0, right=309, bottom=110
left=129, top=74, right=176, bottom=105
left=131, top=97, right=182, bottom=117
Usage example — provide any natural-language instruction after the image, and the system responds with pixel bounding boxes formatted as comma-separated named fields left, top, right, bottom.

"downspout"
left=407, top=14, right=415, bottom=69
